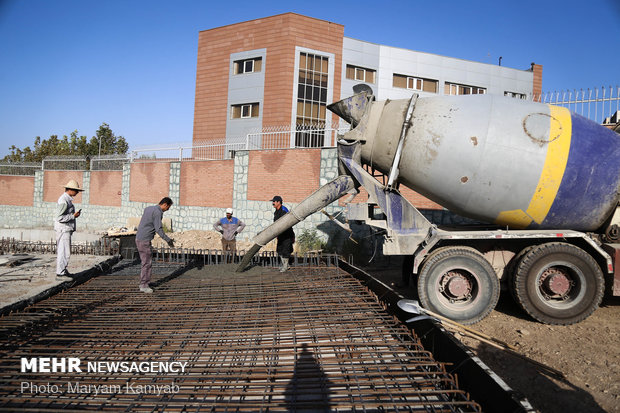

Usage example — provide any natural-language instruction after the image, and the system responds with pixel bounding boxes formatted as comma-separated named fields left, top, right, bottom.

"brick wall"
left=90, top=171, right=123, bottom=207
left=129, top=163, right=171, bottom=203
left=43, top=171, right=84, bottom=203
left=193, top=13, right=344, bottom=142
left=340, top=180, right=443, bottom=210
left=180, top=160, right=234, bottom=207
left=247, top=149, right=321, bottom=203
left=0, top=175, right=35, bottom=206
left=399, top=186, right=443, bottom=210
left=532, top=64, right=543, bottom=101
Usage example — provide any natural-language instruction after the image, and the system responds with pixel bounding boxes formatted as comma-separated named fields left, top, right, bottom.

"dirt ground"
left=362, top=260, right=620, bottom=413
left=151, top=229, right=276, bottom=251
left=1, top=237, right=618, bottom=412
left=0, top=254, right=113, bottom=310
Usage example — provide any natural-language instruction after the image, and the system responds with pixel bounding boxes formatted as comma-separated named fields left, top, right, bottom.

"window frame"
left=240, top=104, right=252, bottom=119
left=407, top=77, right=423, bottom=91
left=243, top=60, right=254, bottom=74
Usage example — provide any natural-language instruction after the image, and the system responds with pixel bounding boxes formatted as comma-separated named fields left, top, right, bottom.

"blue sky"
left=0, top=0, right=618, bottom=158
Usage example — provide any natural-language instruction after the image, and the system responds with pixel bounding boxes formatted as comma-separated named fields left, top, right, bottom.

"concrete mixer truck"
left=239, top=92, right=620, bottom=326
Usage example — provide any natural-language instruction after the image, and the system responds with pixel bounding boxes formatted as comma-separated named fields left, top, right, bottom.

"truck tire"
left=512, top=242, right=604, bottom=325
left=506, top=245, right=536, bottom=303
left=418, top=246, right=500, bottom=325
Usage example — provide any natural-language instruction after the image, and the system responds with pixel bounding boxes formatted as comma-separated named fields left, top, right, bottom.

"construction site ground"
left=0, top=249, right=618, bottom=412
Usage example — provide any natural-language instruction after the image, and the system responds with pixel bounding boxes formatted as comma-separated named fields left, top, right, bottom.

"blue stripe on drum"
left=539, top=113, right=620, bottom=231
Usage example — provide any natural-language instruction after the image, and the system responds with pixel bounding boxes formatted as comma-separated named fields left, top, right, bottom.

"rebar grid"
left=0, top=263, right=481, bottom=412
left=0, top=237, right=119, bottom=256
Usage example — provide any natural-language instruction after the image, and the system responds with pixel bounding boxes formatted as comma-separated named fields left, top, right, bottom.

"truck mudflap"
left=601, top=243, right=620, bottom=296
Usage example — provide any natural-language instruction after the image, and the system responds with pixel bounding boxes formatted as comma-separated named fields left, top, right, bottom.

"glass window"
left=393, top=74, right=437, bottom=93
left=296, top=52, right=330, bottom=147
left=231, top=103, right=259, bottom=119
left=346, top=64, right=376, bottom=84
left=445, top=82, right=486, bottom=96
left=234, top=57, right=262, bottom=75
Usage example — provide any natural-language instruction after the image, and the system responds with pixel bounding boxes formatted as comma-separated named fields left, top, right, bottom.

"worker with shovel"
left=135, top=197, right=175, bottom=293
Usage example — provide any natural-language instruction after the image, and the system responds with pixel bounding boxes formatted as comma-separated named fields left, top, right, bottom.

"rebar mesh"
left=0, top=262, right=481, bottom=412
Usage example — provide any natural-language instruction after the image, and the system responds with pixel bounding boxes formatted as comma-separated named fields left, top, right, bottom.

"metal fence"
left=90, top=154, right=129, bottom=171
left=0, top=163, right=41, bottom=176
left=535, top=85, right=620, bottom=125
left=41, top=156, right=89, bottom=171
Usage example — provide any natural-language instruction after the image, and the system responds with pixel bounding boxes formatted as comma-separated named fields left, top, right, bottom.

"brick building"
left=193, top=12, right=542, bottom=146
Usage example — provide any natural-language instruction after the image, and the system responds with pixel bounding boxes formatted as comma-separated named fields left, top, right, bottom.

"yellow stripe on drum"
left=495, top=106, right=572, bottom=228
left=495, top=209, right=533, bottom=228
left=527, top=106, right=572, bottom=223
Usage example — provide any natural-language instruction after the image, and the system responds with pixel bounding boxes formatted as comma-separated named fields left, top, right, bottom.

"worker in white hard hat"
left=213, top=208, right=245, bottom=260
left=54, top=179, right=83, bottom=278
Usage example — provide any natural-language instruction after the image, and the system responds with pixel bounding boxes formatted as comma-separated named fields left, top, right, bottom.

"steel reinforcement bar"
left=0, top=262, right=481, bottom=412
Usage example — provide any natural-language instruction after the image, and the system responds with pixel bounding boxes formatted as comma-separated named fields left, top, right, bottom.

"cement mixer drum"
left=339, top=93, right=620, bottom=232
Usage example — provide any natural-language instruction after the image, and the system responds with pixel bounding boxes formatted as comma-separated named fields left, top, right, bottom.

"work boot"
left=280, top=258, right=289, bottom=272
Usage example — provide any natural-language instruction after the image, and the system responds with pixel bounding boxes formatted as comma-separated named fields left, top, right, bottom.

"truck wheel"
left=513, top=242, right=604, bottom=325
left=418, top=246, right=500, bottom=325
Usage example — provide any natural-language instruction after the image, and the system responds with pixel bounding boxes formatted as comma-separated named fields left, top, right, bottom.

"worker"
left=54, top=179, right=83, bottom=278
left=271, top=195, right=295, bottom=272
left=135, top=197, right=175, bottom=293
left=213, top=208, right=245, bottom=260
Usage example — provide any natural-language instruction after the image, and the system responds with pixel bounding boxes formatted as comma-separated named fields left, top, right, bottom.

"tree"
left=2, top=123, right=129, bottom=163
left=93, top=123, right=129, bottom=156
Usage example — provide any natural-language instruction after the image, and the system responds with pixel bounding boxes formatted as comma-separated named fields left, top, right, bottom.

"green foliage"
left=297, top=229, right=325, bottom=253
left=2, top=123, right=128, bottom=163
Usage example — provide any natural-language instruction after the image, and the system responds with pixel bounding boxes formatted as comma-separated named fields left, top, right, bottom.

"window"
left=233, top=57, right=262, bottom=74
left=392, top=74, right=438, bottom=93
left=296, top=52, right=329, bottom=147
left=444, top=82, right=486, bottom=95
left=346, top=64, right=376, bottom=83
left=505, top=91, right=526, bottom=99
left=231, top=103, right=259, bottom=119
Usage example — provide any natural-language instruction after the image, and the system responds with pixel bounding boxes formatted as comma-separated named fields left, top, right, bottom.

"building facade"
left=193, top=13, right=542, bottom=146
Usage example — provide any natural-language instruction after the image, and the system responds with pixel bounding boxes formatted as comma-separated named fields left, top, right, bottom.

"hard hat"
left=225, top=208, right=233, bottom=214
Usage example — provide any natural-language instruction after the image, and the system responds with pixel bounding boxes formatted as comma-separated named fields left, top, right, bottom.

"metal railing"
left=130, top=122, right=350, bottom=163
left=129, top=139, right=248, bottom=163
left=246, top=123, right=349, bottom=150
left=534, top=85, right=620, bottom=125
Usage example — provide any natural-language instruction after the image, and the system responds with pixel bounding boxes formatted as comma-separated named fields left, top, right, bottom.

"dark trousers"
left=136, top=239, right=152, bottom=288
left=277, top=238, right=294, bottom=259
